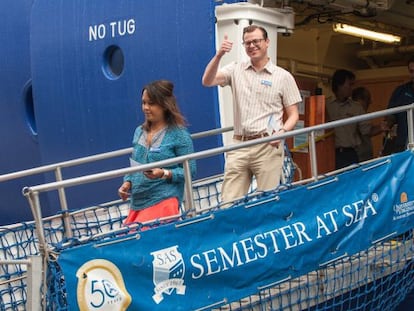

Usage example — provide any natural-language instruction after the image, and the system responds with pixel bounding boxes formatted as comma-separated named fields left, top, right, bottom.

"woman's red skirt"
left=123, top=197, right=180, bottom=226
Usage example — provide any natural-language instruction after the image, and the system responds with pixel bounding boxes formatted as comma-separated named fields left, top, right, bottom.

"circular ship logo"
left=76, top=259, right=131, bottom=311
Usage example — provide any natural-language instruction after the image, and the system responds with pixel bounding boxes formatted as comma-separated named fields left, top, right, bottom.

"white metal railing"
left=2, top=105, right=413, bottom=220
left=20, top=104, right=413, bottom=253
left=2, top=107, right=414, bottom=241
left=20, top=104, right=414, bottom=192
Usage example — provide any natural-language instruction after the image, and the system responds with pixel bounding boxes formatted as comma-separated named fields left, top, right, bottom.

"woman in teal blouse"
left=118, top=80, right=196, bottom=225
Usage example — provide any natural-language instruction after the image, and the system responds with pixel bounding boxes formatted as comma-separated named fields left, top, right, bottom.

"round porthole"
left=102, top=45, right=124, bottom=79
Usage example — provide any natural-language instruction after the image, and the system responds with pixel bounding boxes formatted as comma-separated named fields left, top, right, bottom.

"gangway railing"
left=21, top=104, right=414, bottom=192
left=21, top=104, right=414, bottom=253
left=2, top=104, right=413, bottom=224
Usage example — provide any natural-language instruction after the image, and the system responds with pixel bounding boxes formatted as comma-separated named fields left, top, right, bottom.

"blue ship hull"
left=0, top=0, right=243, bottom=224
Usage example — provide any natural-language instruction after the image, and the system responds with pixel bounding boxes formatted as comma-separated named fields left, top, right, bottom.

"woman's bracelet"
left=162, top=169, right=170, bottom=179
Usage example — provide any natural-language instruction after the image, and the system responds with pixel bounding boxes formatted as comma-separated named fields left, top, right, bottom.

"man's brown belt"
left=233, top=132, right=269, bottom=141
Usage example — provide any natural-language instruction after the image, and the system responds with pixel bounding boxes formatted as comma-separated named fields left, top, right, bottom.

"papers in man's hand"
left=266, top=115, right=280, bottom=136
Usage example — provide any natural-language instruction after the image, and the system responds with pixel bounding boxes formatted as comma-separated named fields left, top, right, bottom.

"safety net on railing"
left=0, top=152, right=414, bottom=310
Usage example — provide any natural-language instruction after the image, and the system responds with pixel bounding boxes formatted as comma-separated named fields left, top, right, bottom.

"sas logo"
left=76, top=259, right=131, bottom=311
left=151, top=245, right=186, bottom=304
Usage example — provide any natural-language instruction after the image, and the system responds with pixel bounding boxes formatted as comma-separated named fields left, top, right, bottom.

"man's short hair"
left=242, top=25, right=268, bottom=40
left=331, top=69, right=355, bottom=93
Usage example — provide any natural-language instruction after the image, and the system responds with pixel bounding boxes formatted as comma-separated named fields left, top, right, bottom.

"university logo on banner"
left=393, top=191, right=414, bottom=220
left=76, top=259, right=131, bottom=310
left=151, top=245, right=186, bottom=304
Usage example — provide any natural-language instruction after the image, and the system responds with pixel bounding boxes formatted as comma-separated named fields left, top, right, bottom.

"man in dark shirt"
left=326, top=69, right=371, bottom=169
left=384, top=56, right=414, bottom=154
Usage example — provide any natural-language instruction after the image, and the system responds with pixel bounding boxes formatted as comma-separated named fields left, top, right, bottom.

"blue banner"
left=58, top=151, right=414, bottom=310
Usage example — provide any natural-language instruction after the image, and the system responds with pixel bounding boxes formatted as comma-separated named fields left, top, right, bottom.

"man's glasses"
left=242, top=38, right=265, bottom=47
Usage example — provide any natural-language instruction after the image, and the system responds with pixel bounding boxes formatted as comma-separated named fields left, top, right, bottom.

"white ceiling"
left=247, top=0, right=414, bottom=69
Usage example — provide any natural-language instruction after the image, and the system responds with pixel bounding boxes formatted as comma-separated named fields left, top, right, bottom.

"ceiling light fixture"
left=333, top=23, right=401, bottom=44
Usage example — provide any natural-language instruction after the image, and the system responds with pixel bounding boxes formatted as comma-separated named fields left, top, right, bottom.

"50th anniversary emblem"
left=76, top=259, right=131, bottom=310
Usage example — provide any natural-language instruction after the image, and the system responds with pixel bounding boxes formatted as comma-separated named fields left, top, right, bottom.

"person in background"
left=118, top=80, right=196, bottom=226
left=352, top=86, right=388, bottom=162
left=202, top=24, right=301, bottom=205
left=326, top=69, right=371, bottom=169
left=383, top=56, right=414, bottom=155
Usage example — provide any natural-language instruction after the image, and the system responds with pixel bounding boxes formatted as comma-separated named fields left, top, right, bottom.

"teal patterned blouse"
left=124, top=125, right=196, bottom=211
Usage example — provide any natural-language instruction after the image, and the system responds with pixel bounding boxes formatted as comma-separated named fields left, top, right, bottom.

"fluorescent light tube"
left=333, top=23, right=401, bottom=44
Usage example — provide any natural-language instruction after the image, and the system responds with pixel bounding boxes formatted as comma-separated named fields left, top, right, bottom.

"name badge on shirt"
left=261, top=80, right=272, bottom=86
left=150, top=147, right=161, bottom=152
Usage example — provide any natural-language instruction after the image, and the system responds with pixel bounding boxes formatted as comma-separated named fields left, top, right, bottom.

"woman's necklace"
left=146, top=125, right=166, bottom=146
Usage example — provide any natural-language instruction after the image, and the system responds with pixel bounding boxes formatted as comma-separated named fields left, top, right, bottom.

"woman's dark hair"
left=331, top=69, right=355, bottom=93
left=243, top=25, right=268, bottom=40
left=352, top=87, right=371, bottom=104
left=352, top=86, right=372, bottom=111
left=141, top=80, right=186, bottom=131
